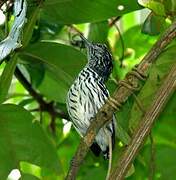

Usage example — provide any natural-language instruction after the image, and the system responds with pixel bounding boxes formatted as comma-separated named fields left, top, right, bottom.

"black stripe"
left=97, top=82, right=108, bottom=97
left=97, top=91, right=101, bottom=102
left=70, top=88, right=77, bottom=97
left=85, top=82, right=94, bottom=98
left=87, top=67, right=97, bottom=78
left=69, top=98, right=77, bottom=103
left=70, top=106, right=77, bottom=111
left=79, top=95, right=82, bottom=105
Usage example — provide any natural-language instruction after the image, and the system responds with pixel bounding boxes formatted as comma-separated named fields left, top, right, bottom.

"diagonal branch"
left=109, top=63, right=176, bottom=180
left=14, top=67, right=69, bottom=120
left=65, top=20, right=176, bottom=180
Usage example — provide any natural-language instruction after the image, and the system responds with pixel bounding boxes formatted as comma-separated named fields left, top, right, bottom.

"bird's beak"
left=79, top=34, right=92, bottom=61
left=80, top=34, right=91, bottom=48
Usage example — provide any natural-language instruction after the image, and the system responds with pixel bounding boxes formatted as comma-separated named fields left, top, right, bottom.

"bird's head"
left=80, top=35, right=113, bottom=81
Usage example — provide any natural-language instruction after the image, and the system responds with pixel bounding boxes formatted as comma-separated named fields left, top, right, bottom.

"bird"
left=66, top=34, right=116, bottom=159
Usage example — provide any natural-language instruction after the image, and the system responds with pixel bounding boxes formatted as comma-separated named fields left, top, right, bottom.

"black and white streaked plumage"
left=66, top=35, right=116, bottom=159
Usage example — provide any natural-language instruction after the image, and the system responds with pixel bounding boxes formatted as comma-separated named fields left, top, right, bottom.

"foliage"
left=0, top=0, right=176, bottom=179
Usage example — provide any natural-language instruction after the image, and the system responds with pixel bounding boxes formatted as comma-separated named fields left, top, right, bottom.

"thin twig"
left=114, top=24, right=125, bottom=66
left=109, top=63, right=176, bottom=180
left=65, top=20, right=176, bottom=180
left=109, top=17, right=125, bottom=67
left=105, top=130, right=112, bottom=180
left=68, top=25, right=83, bottom=36
left=108, top=17, right=121, bottom=27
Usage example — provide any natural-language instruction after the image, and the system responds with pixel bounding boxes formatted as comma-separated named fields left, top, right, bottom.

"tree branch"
left=14, top=67, right=69, bottom=120
left=109, top=63, right=176, bottom=180
left=65, top=20, right=176, bottom=180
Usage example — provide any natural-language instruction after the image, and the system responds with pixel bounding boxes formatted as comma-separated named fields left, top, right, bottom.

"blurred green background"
left=0, top=0, right=176, bottom=179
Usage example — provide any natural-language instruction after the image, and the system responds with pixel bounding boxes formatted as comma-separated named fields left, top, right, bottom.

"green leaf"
left=0, top=104, right=61, bottom=179
left=115, top=25, right=157, bottom=60
left=114, top=25, right=157, bottom=79
left=78, top=154, right=107, bottom=180
left=21, top=42, right=86, bottom=79
left=129, top=45, right=176, bottom=131
left=154, top=145, right=176, bottom=179
left=130, top=93, right=176, bottom=179
left=142, top=13, right=166, bottom=35
left=20, top=161, right=49, bottom=179
left=138, top=0, right=166, bottom=16
left=31, top=19, right=63, bottom=43
left=0, top=54, right=18, bottom=103
left=22, top=1, right=42, bottom=48
left=88, top=21, right=109, bottom=43
left=115, top=121, right=131, bottom=145
left=116, top=98, right=134, bottom=131
left=141, top=144, right=176, bottom=179
left=20, top=42, right=86, bottom=103
left=42, top=0, right=141, bottom=24
left=163, top=0, right=176, bottom=16
left=57, top=129, right=80, bottom=173
left=24, top=62, right=45, bottom=88
left=153, top=92, right=176, bottom=148
left=38, top=70, right=69, bottom=103
left=18, top=98, right=34, bottom=107
left=20, top=173, right=40, bottom=180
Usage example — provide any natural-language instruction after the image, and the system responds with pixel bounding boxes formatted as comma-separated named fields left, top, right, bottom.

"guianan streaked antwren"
left=66, top=35, right=116, bottom=159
